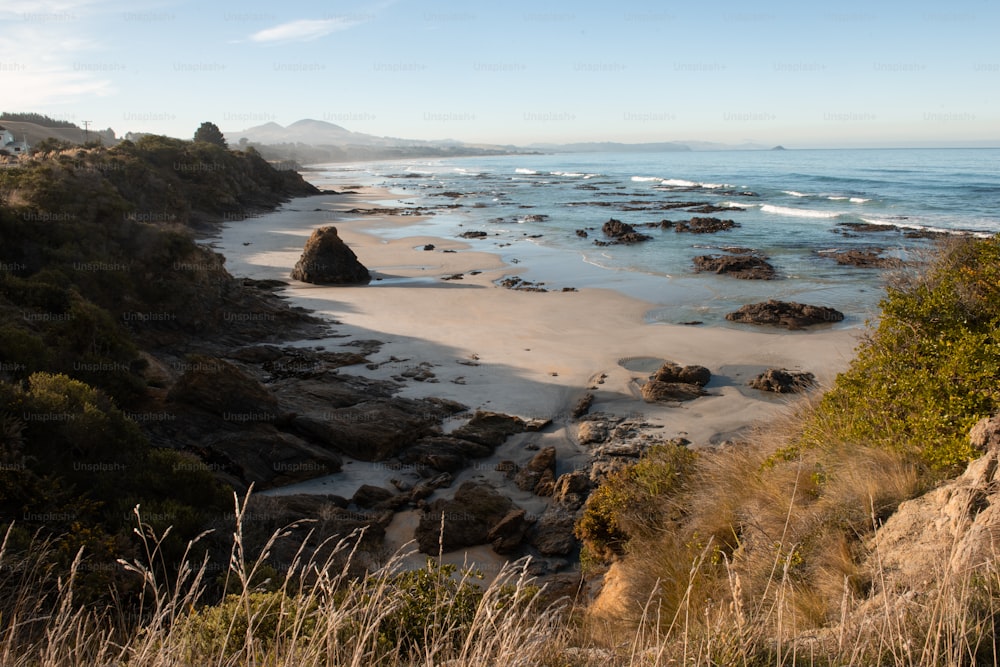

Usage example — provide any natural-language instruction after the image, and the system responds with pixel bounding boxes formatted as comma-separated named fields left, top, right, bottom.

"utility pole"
left=82, top=120, right=91, bottom=144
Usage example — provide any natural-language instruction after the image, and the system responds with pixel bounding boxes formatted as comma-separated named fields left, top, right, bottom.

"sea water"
left=306, top=148, right=1000, bottom=327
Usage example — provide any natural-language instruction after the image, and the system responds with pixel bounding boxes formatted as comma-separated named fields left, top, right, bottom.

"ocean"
left=304, top=148, right=1000, bottom=328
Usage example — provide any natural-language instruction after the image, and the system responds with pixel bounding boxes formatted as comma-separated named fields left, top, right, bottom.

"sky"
left=1, top=0, right=997, bottom=148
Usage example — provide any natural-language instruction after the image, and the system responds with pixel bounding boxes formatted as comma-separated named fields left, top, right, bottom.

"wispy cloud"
left=249, top=17, right=364, bottom=44
left=0, top=29, right=115, bottom=108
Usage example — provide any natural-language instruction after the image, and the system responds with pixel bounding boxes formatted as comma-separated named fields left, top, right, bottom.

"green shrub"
left=178, top=590, right=316, bottom=661
left=803, top=236, right=1000, bottom=470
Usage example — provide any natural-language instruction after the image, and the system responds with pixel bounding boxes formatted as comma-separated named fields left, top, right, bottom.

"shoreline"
left=214, top=186, right=862, bottom=425
left=211, top=185, right=863, bottom=569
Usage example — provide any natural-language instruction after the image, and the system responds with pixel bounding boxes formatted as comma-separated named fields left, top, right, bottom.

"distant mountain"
left=226, top=119, right=523, bottom=163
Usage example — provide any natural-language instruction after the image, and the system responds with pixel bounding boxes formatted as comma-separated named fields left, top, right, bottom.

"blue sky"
left=1, top=0, right=997, bottom=148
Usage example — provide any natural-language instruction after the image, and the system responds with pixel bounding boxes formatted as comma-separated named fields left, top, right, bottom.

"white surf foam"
left=783, top=190, right=809, bottom=197
left=515, top=168, right=539, bottom=175
left=761, top=204, right=842, bottom=219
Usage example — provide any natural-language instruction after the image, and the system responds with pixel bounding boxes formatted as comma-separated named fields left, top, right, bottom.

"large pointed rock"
left=291, top=226, right=370, bottom=284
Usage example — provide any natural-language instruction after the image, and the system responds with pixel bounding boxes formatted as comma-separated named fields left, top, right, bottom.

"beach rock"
left=459, top=230, right=488, bottom=239
left=409, top=473, right=454, bottom=501
left=291, top=226, right=370, bottom=284
left=515, top=446, right=557, bottom=494
left=422, top=244, right=435, bottom=251
left=601, top=218, right=653, bottom=244
left=652, top=362, right=711, bottom=387
left=351, top=484, right=396, bottom=509
left=693, top=254, right=776, bottom=279
left=553, top=471, right=592, bottom=509
left=167, top=355, right=279, bottom=421
left=674, top=217, right=740, bottom=233
left=726, top=300, right=845, bottom=329
left=641, top=381, right=707, bottom=403
left=748, top=368, right=816, bottom=393
left=398, top=435, right=493, bottom=473
left=578, top=420, right=609, bottom=445
left=575, top=229, right=589, bottom=238
left=572, top=392, right=595, bottom=418
left=415, top=481, right=515, bottom=553
left=487, top=508, right=532, bottom=554
left=530, top=509, right=578, bottom=556
left=449, top=411, right=527, bottom=449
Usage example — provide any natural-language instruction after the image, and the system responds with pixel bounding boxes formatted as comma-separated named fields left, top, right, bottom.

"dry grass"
left=577, top=392, right=997, bottom=666
left=0, top=490, right=571, bottom=667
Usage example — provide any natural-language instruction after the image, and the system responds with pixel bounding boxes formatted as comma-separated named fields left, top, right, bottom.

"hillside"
left=0, top=119, right=117, bottom=147
left=0, top=137, right=324, bottom=603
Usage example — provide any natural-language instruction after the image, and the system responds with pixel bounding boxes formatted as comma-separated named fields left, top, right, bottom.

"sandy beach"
left=212, top=186, right=863, bottom=568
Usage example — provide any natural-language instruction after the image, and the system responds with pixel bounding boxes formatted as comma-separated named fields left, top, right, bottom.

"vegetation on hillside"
left=0, top=134, right=319, bottom=605
left=0, top=112, right=79, bottom=129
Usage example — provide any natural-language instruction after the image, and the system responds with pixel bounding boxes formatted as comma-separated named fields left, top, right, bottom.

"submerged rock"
left=291, top=226, right=370, bottom=284
left=693, top=254, right=776, bottom=279
left=674, top=217, right=740, bottom=233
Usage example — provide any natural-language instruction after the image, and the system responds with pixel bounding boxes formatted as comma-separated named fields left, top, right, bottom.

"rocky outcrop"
left=291, top=398, right=446, bottom=461
left=749, top=368, right=816, bottom=393
left=415, top=481, right=517, bottom=554
left=693, top=254, right=776, bottom=279
left=553, top=471, right=591, bottom=510
left=851, top=415, right=1000, bottom=620
left=726, top=300, right=845, bottom=329
left=291, top=226, right=370, bottom=284
left=487, top=508, right=533, bottom=554
left=515, top=447, right=557, bottom=495
left=167, top=355, right=279, bottom=420
left=674, top=217, right=740, bottom=233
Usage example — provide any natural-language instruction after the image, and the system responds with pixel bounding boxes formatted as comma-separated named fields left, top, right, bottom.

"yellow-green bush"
left=575, top=444, right=695, bottom=561
left=804, top=236, right=1000, bottom=469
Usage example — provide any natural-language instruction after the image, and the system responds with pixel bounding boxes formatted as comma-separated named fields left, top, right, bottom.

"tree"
left=193, top=121, right=227, bottom=148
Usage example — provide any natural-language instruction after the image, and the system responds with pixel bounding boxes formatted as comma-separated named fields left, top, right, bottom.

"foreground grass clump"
left=0, top=495, right=566, bottom=666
